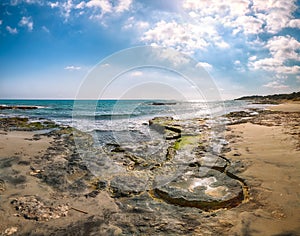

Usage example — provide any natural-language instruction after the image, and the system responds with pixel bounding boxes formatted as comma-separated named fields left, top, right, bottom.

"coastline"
left=0, top=101, right=299, bottom=235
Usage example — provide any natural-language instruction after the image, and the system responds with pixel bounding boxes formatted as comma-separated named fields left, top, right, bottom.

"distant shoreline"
left=235, top=91, right=300, bottom=104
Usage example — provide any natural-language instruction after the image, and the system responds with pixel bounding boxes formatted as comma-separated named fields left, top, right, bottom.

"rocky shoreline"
left=0, top=104, right=299, bottom=235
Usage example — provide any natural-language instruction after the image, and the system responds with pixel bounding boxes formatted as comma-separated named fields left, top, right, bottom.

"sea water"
left=0, top=99, right=251, bottom=128
left=0, top=99, right=259, bottom=146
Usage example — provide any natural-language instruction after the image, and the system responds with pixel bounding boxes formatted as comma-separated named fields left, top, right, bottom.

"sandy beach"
left=267, top=101, right=300, bottom=112
left=0, top=102, right=299, bottom=235
left=225, top=117, right=300, bottom=235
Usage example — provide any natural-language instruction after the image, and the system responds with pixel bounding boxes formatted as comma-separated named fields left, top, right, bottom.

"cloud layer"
left=1, top=0, right=299, bottom=97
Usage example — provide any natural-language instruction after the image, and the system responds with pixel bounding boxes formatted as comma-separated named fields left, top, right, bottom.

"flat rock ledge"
left=153, top=169, right=243, bottom=210
left=146, top=117, right=247, bottom=210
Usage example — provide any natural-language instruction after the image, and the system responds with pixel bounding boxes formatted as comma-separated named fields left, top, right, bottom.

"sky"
left=0, top=0, right=299, bottom=100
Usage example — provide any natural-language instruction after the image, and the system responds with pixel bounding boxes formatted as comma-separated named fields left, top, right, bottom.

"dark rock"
left=96, top=180, right=108, bottom=190
left=151, top=102, right=176, bottom=106
left=18, top=160, right=30, bottom=165
left=85, top=190, right=100, bottom=198
left=0, top=105, right=39, bottom=110
left=0, top=157, right=16, bottom=168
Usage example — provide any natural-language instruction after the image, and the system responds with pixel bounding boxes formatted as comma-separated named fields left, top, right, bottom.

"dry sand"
left=223, top=104, right=300, bottom=235
left=268, top=101, right=300, bottom=112
left=0, top=131, right=119, bottom=235
left=0, top=131, right=52, bottom=158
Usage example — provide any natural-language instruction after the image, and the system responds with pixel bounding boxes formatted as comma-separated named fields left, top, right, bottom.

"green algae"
left=174, top=135, right=200, bottom=150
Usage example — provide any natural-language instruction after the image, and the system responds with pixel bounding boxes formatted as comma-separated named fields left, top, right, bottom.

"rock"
left=105, top=225, right=123, bottom=236
left=0, top=117, right=59, bottom=131
left=11, top=196, right=69, bottom=221
left=150, top=102, right=176, bottom=106
left=0, top=105, right=39, bottom=110
left=96, top=180, right=108, bottom=190
left=149, top=117, right=182, bottom=139
left=4, top=227, right=18, bottom=235
left=166, top=146, right=176, bottom=161
left=110, top=174, right=149, bottom=197
left=85, top=190, right=100, bottom=198
left=154, top=168, right=244, bottom=211
left=0, top=179, right=6, bottom=192
left=30, top=169, right=44, bottom=176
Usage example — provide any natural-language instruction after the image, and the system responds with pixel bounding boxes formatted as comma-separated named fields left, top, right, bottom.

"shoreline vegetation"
left=0, top=92, right=300, bottom=235
left=235, top=91, right=300, bottom=104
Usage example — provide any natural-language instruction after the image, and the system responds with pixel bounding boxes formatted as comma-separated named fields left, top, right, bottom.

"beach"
left=224, top=103, right=300, bottom=235
left=0, top=101, right=299, bottom=235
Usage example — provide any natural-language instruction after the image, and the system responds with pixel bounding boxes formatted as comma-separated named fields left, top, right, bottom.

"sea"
left=0, top=99, right=266, bottom=145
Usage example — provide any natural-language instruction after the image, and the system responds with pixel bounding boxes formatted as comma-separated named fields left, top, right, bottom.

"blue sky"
left=0, top=0, right=299, bottom=100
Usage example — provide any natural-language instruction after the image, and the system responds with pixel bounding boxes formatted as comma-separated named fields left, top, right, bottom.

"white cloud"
left=232, top=15, right=264, bottom=35
left=46, top=0, right=132, bottom=22
left=215, top=40, right=230, bottom=49
left=141, top=20, right=211, bottom=54
left=75, top=1, right=85, bottom=9
left=196, top=62, right=213, bottom=70
left=61, top=0, right=74, bottom=19
left=19, top=16, right=33, bottom=31
left=141, top=0, right=296, bottom=56
left=86, top=0, right=112, bottom=14
left=288, top=19, right=300, bottom=28
left=123, top=17, right=150, bottom=31
left=250, top=58, right=300, bottom=75
left=6, top=26, right=18, bottom=34
left=64, top=65, right=81, bottom=71
left=182, top=0, right=299, bottom=37
left=150, top=47, right=192, bottom=67
left=296, top=76, right=300, bottom=82
left=263, top=81, right=289, bottom=90
left=249, top=35, right=300, bottom=75
left=266, top=35, right=300, bottom=61
left=48, top=0, right=74, bottom=20
left=251, top=0, right=298, bottom=34
left=136, top=21, right=149, bottom=29
left=115, top=0, right=132, bottom=13
left=248, top=56, right=257, bottom=61
left=49, top=1, right=59, bottom=8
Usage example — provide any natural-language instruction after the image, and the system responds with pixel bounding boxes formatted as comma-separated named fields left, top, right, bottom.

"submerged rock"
left=0, top=105, right=39, bottom=110
left=150, top=102, right=176, bottom=106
